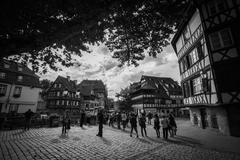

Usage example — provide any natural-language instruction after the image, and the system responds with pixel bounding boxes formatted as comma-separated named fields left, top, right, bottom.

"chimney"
left=74, top=80, right=77, bottom=85
left=67, top=76, right=70, bottom=81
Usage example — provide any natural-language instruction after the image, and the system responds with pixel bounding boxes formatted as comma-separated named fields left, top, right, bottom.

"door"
left=200, top=108, right=207, bottom=129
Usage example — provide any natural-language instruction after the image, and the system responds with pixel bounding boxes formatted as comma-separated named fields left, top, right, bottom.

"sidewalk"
left=175, top=118, right=240, bottom=154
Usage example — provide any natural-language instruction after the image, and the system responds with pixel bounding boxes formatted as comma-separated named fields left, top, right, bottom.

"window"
left=18, top=66, right=23, bottom=71
left=183, top=81, right=191, bottom=98
left=61, top=100, right=64, bottom=105
left=58, top=84, right=62, bottom=88
left=17, top=76, right=23, bottom=82
left=208, top=0, right=226, bottom=16
left=13, top=86, right=22, bottom=97
left=211, top=115, right=219, bottom=129
left=0, top=84, right=7, bottom=95
left=0, top=72, right=6, bottom=79
left=183, top=26, right=191, bottom=43
left=9, top=104, right=19, bottom=112
left=56, top=100, right=60, bottom=105
left=57, top=92, right=60, bottom=96
left=54, top=84, right=57, bottom=88
left=188, top=49, right=199, bottom=66
left=209, top=29, right=233, bottom=50
left=4, top=63, right=10, bottom=68
left=192, top=77, right=203, bottom=95
left=50, top=100, right=55, bottom=105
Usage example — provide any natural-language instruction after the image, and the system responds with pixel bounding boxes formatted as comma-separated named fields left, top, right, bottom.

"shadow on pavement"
left=12, top=130, right=26, bottom=135
left=99, top=137, right=112, bottom=146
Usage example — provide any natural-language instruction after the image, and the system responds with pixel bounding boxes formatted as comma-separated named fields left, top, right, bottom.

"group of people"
left=107, top=111, right=177, bottom=140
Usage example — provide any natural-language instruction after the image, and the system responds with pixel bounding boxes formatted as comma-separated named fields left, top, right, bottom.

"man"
left=80, top=109, right=85, bottom=127
left=147, top=112, right=153, bottom=125
left=121, top=112, right=127, bottom=131
left=117, top=112, right=121, bottom=129
left=24, top=109, right=33, bottom=130
left=96, top=109, right=104, bottom=137
left=130, top=112, right=139, bottom=138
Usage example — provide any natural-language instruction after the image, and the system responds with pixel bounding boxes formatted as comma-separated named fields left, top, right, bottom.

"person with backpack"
left=130, top=112, right=139, bottom=138
left=139, top=113, right=147, bottom=137
left=154, top=114, right=160, bottom=138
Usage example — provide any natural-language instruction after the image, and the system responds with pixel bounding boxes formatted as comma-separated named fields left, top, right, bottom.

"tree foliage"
left=115, top=87, right=133, bottom=111
left=0, top=0, right=188, bottom=73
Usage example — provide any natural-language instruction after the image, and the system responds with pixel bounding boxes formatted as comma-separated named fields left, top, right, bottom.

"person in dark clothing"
left=117, top=112, right=121, bottom=129
left=139, top=113, right=147, bottom=137
left=66, top=116, right=71, bottom=135
left=62, top=115, right=67, bottom=135
left=130, top=112, right=139, bottom=138
left=24, top=109, right=34, bottom=130
left=80, top=110, right=85, bottom=127
left=154, top=114, right=160, bottom=138
left=147, top=112, right=153, bottom=125
left=96, top=109, right=104, bottom=137
left=161, top=116, right=169, bottom=139
left=168, top=113, right=177, bottom=137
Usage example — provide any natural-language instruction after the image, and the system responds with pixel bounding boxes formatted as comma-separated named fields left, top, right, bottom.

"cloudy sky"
left=40, top=44, right=180, bottom=100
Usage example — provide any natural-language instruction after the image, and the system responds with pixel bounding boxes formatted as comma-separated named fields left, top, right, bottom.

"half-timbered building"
left=130, top=75, right=184, bottom=116
left=171, top=0, right=240, bottom=136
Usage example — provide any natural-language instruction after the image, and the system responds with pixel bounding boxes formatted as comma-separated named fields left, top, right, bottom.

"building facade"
left=46, top=76, right=82, bottom=114
left=78, top=80, right=108, bottom=111
left=130, top=75, right=184, bottom=116
left=171, top=0, right=240, bottom=136
left=0, top=59, right=41, bottom=113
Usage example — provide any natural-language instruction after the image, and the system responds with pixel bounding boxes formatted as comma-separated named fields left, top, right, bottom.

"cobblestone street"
left=0, top=124, right=240, bottom=160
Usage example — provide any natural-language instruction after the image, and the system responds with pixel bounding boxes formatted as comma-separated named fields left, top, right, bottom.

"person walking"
left=139, top=113, right=147, bottom=137
left=154, top=114, right=160, bottom=138
left=168, top=113, right=177, bottom=137
left=130, top=112, right=139, bottom=138
left=117, top=112, right=121, bottom=129
left=66, top=115, right=71, bottom=135
left=62, top=114, right=67, bottom=135
left=161, top=116, right=169, bottom=139
left=121, top=112, right=127, bottom=131
left=147, top=112, right=153, bottom=125
left=96, top=109, right=104, bottom=137
left=80, top=109, right=85, bottom=128
left=24, top=109, right=34, bottom=130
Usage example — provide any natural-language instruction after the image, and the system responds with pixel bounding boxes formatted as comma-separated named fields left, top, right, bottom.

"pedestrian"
left=130, top=112, right=139, bottom=138
left=161, top=116, right=169, bottom=139
left=117, top=112, right=121, bottom=129
left=66, top=115, right=71, bottom=135
left=154, top=114, right=160, bottom=138
left=168, top=113, right=177, bottom=137
left=147, top=112, right=153, bottom=125
left=62, top=114, right=67, bottom=135
left=139, top=113, right=147, bottom=137
left=24, top=109, right=34, bottom=130
left=121, top=112, right=127, bottom=131
left=96, top=109, right=104, bottom=137
left=80, top=109, right=85, bottom=127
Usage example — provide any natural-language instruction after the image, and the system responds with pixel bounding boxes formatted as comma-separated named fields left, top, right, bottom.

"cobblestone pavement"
left=0, top=125, right=240, bottom=160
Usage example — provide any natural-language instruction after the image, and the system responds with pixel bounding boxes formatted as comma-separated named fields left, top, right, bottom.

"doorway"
left=200, top=108, right=207, bottom=129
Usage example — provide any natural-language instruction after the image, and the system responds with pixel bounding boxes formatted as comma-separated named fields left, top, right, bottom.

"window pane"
left=210, top=33, right=221, bottom=50
left=0, top=85, right=7, bottom=94
left=220, top=29, right=232, bottom=46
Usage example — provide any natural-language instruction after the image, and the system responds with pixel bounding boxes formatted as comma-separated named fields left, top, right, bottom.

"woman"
left=130, top=112, right=139, bottom=138
left=139, top=113, right=147, bottom=137
left=154, top=114, right=160, bottom=138
left=168, top=113, right=177, bottom=137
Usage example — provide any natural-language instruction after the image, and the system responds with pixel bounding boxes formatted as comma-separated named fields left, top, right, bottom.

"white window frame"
left=17, top=76, right=23, bottom=82
left=4, top=63, right=10, bottom=69
left=14, top=86, right=22, bottom=96
left=192, top=77, right=203, bottom=95
left=0, top=72, right=6, bottom=79
left=9, top=104, right=19, bottom=112
left=0, top=84, right=7, bottom=95
left=209, top=28, right=233, bottom=51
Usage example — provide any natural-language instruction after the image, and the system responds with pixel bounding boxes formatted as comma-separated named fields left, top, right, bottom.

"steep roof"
left=0, top=59, right=41, bottom=88
left=53, top=76, right=77, bottom=92
left=77, top=80, right=105, bottom=96
left=141, top=75, right=182, bottom=95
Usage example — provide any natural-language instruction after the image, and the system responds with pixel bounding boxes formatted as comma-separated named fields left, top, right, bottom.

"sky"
left=40, top=44, right=180, bottom=100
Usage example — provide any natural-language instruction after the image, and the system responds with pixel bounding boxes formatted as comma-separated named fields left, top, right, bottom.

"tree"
left=0, top=0, right=188, bottom=73
left=40, top=79, right=53, bottom=97
left=115, top=87, right=133, bottom=111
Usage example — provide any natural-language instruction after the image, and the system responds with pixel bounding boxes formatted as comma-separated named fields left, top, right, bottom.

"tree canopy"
left=0, top=0, right=188, bottom=73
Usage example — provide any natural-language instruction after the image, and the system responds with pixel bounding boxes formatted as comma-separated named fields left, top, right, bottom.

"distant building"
left=130, top=75, right=184, bottom=116
left=171, top=0, right=240, bottom=136
left=0, top=59, right=41, bottom=113
left=46, top=76, right=81, bottom=114
left=78, top=80, right=108, bottom=111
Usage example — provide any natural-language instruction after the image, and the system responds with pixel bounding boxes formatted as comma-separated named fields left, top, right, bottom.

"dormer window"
left=0, top=72, right=6, bottom=79
left=18, top=66, right=23, bottom=71
left=4, top=63, right=10, bottom=69
left=17, top=76, right=23, bottom=82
